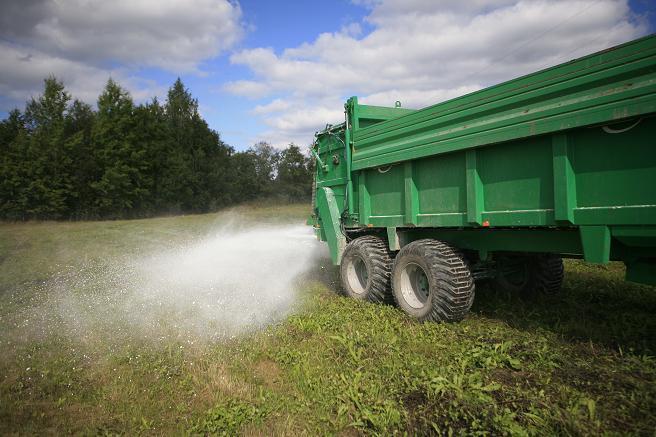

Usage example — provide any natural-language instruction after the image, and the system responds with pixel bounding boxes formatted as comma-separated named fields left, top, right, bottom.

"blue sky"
left=1, top=0, right=654, bottom=151
left=186, top=0, right=371, bottom=149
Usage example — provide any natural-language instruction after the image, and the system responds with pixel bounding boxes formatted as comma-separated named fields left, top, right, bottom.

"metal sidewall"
left=340, top=247, right=372, bottom=300
left=392, top=253, right=434, bottom=319
left=344, top=255, right=368, bottom=295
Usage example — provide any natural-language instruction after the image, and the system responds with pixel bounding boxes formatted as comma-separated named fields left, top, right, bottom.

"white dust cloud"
left=5, top=222, right=326, bottom=347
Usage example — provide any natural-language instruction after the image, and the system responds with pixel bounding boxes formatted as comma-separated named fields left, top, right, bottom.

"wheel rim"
left=498, top=258, right=529, bottom=289
left=399, top=262, right=430, bottom=309
left=346, top=255, right=369, bottom=294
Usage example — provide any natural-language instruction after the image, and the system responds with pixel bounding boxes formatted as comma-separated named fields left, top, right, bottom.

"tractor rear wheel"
left=493, top=254, right=564, bottom=296
left=391, top=239, right=474, bottom=322
left=340, top=235, right=393, bottom=304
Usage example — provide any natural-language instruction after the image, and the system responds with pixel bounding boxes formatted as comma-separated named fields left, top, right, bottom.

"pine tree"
left=0, top=109, right=28, bottom=219
left=162, top=78, right=197, bottom=211
left=22, top=76, right=74, bottom=219
left=91, top=78, right=147, bottom=217
left=0, top=75, right=304, bottom=220
left=164, top=78, right=233, bottom=212
left=65, top=100, right=96, bottom=218
left=132, top=98, right=168, bottom=214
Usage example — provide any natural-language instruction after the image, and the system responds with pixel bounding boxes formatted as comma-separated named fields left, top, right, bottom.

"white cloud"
left=229, top=0, right=648, bottom=148
left=249, top=96, right=347, bottom=148
left=340, top=22, right=363, bottom=38
left=252, top=99, right=292, bottom=115
left=0, top=0, right=243, bottom=111
left=223, top=80, right=271, bottom=99
left=0, top=42, right=166, bottom=109
left=3, top=0, right=243, bottom=72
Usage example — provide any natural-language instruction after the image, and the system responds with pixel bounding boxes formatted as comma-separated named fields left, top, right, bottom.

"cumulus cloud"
left=0, top=42, right=166, bottom=108
left=252, top=99, right=293, bottom=115
left=0, top=0, right=243, bottom=111
left=228, top=0, right=648, bottom=148
left=1, top=0, right=243, bottom=71
left=223, top=80, right=271, bottom=99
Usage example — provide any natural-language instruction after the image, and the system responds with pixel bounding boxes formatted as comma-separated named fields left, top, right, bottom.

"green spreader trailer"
left=310, top=35, right=656, bottom=323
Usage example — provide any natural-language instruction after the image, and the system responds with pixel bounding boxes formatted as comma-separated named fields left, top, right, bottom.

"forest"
left=0, top=77, right=313, bottom=220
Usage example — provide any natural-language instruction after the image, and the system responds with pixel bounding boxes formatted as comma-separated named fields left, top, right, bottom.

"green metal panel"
left=552, top=133, right=576, bottom=223
left=579, top=226, right=612, bottom=263
left=350, top=101, right=416, bottom=129
left=350, top=35, right=656, bottom=170
left=402, top=228, right=583, bottom=255
left=310, top=36, right=656, bottom=285
left=415, top=153, right=466, bottom=215
left=479, top=137, right=554, bottom=213
left=315, top=187, right=346, bottom=265
left=570, top=119, right=656, bottom=209
left=466, top=150, right=484, bottom=225
left=368, top=165, right=404, bottom=218
left=403, top=161, right=419, bottom=225
left=315, top=125, right=348, bottom=186
left=415, top=152, right=467, bottom=227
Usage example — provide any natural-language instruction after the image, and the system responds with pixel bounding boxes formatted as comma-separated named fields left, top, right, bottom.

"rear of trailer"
left=310, top=35, right=656, bottom=322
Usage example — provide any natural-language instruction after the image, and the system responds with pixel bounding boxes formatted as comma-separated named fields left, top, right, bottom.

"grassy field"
left=1, top=203, right=655, bottom=435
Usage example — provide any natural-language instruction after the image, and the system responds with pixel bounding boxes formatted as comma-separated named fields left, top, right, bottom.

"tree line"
left=0, top=77, right=313, bottom=220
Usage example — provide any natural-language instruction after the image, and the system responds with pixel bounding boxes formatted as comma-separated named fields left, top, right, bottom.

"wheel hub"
left=399, top=262, right=430, bottom=309
left=346, top=255, right=369, bottom=294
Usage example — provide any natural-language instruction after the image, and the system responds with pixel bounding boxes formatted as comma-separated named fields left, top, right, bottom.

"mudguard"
left=315, top=187, right=347, bottom=265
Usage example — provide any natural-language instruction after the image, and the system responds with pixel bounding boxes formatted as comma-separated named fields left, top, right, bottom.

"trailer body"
left=312, top=35, right=656, bottom=292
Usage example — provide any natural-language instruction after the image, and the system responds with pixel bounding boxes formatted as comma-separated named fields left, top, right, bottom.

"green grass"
left=1, top=203, right=655, bottom=435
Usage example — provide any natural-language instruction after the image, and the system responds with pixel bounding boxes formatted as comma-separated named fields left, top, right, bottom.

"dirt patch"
left=402, top=390, right=428, bottom=412
left=242, top=415, right=305, bottom=436
left=402, top=390, right=442, bottom=435
left=194, top=362, right=253, bottom=404
left=253, top=359, right=282, bottom=388
left=489, top=368, right=537, bottom=388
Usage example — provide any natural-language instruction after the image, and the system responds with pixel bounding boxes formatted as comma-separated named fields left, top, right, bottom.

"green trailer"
left=310, top=34, right=656, bottom=322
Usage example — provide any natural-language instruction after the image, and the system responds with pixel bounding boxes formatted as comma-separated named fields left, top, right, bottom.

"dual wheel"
left=492, top=254, right=564, bottom=296
left=340, top=236, right=564, bottom=322
left=340, top=236, right=474, bottom=322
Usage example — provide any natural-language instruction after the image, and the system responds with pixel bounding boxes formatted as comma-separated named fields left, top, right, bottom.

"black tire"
left=493, top=255, right=531, bottom=294
left=531, top=255, right=565, bottom=295
left=493, top=254, right=564, bottom=296
left=340, top=235, right=393, bottom=304
left=391, top=239, right=474, bottom=322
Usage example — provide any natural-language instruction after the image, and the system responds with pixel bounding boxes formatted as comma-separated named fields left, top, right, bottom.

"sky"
left=0, top=0, right=654, bottom=151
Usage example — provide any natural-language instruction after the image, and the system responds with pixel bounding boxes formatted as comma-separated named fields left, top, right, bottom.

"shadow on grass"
left=472, top=262, right=656, bottom=356
left=302, top=256, right=656, bottom=355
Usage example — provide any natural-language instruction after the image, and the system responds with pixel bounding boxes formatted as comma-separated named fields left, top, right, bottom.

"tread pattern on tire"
left=532, top=255, right=564, bottom=295
left=392, top=239, right=474, bottom=322
left=493, top=254, right=564, bottom=296
left=340, top=235, right=394, bottom=304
